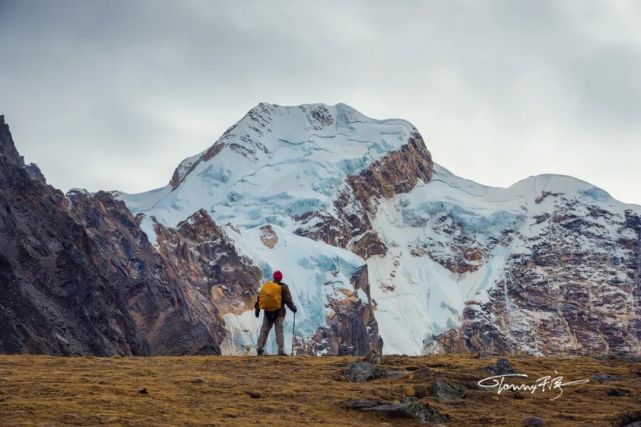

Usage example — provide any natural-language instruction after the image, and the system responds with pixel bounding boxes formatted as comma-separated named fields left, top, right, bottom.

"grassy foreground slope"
left=0, top=355, right=639, bottom=426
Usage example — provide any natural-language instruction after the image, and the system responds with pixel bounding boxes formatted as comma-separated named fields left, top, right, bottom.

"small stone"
left=487, top=358, right=518, bottom=375
left=429, top=378, right=465, bottom=402
left=413, top=367, right=433, bottom=382
left=138, top=388, right=148, bottom=395
left=363, top=349, right=383, bottom=365
left=591, top=373, right=619, bottom=382
left=246, top=391, right=261, bottom=399
left=413, top=385, right=428, bottom=399
left=521, top=415, right=545, bottom=426
left=615, top=410, right=641, bottom=427
left=346, top=399, right=387, bottom=409
left=607, top=387, right=630, bottom=397
left=404, top=385, right=415, bottom=397
left=222, top=413, right=239, bottom=418
left=379, top=370, right=408, bottom=380
left=192, top=377, right=205, bottom=384
left=345, top=362, right=381, bottom=383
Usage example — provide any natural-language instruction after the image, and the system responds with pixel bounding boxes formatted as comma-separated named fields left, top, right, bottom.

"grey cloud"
left=1, top=0, right=640, bottom=203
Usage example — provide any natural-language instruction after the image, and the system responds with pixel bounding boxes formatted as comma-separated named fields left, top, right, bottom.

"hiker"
left=255, top=270, right=297, bottom=355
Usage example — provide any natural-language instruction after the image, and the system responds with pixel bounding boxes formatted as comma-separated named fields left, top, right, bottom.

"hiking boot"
left=256, top=349, right=264, bottom=356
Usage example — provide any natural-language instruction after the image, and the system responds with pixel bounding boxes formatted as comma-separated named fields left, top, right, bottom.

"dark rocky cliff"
left=0, top=117, right=221, bottom=355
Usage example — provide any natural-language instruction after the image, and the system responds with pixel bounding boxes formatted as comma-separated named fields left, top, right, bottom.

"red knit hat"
left=273, top=270, right=283, bottom=281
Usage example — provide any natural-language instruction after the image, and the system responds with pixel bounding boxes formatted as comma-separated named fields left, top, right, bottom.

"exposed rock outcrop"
left=346, top=397, right=450, bottom=424
left=295, top=131, right=433, bottom=259
left=154, top=209, right=262, bottom=318
left=259, top=224, right=278, bottom=249
left=344, top=362, right=381, bottom=382
left=431, top=192, right=641, bottom=356
left=299, top=266, right=383, bottom=355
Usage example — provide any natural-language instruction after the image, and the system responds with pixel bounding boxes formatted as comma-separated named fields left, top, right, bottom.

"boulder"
left=363, top=349, right=383, bottom=365
left=487, top=358, right=519, bottom=375
left=521, top=415, right=545, bottom=426
left=345, top=362, right=381, bottom=383
left=245, top=391, right=261, bottom=399
left=347, top=397, right=450, bottom=424
left=429, top=378, right=465, bottom=401
left=591, top=373, right=620, bottom=382
left=607, top=388, right=630, bottom=397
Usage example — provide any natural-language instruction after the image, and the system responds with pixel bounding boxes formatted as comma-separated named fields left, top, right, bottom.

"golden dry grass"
left=0, top=354, right=639, bottom=426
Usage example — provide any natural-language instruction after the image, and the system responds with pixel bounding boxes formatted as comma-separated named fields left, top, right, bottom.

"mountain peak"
left=508, top=173, right=613, bottom=202
left=166, top=102, right=418, bottom=190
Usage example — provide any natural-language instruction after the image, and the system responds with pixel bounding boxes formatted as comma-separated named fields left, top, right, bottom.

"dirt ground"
left=0, top=354, right=639, bottom=426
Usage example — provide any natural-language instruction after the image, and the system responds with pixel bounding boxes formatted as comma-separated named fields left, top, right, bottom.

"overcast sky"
left=1, top=0, right=640, bottom=204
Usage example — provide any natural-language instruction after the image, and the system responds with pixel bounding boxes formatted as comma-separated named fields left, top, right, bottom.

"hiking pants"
left=257, top=313, right=285, bottom=355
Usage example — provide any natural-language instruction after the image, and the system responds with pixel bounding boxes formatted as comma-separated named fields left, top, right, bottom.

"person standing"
left=255, top=270, right=297, bottom=355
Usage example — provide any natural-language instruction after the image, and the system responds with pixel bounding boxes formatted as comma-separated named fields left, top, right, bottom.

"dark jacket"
left=255, top=280, right=296, bottom=319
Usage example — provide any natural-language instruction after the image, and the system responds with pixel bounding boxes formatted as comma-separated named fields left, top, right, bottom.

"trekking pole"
left=291, top=311, right=296, bottom=356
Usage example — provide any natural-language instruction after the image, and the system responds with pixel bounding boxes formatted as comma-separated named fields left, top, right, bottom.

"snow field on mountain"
left=365, top=164, right=631, bottom=355
left=120, top=103, right=416, bottom=232
left=368, top=168, right=521, bottom=354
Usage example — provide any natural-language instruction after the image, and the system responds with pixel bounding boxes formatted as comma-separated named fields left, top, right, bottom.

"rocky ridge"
left=0, top=116, right=222, bottom=355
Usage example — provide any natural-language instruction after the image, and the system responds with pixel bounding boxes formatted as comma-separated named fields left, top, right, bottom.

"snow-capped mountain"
left=117, top=103, right=641, bottom=357
left=118, top=102, right=422, bottom=355
left=2, top=103, right=637, bottom=357
left=373, top=166, right=641, bottom=355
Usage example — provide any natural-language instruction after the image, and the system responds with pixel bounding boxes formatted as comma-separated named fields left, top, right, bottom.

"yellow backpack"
left=259, top=281, right=282, bottom=311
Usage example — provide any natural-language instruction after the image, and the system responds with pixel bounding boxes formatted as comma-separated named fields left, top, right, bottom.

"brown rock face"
left=296, top=131, right=433, bottom=259
left=348, top=133, right=434, bottom=212
left=259, top=224, right=278, bottom=249
left=0, top=119, right=221, bottom=355
left=299, top=266, right=383, bottom=355
left=350, top=231, right=388, bottom=259
left=153, top=209, right=262, bottom=318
